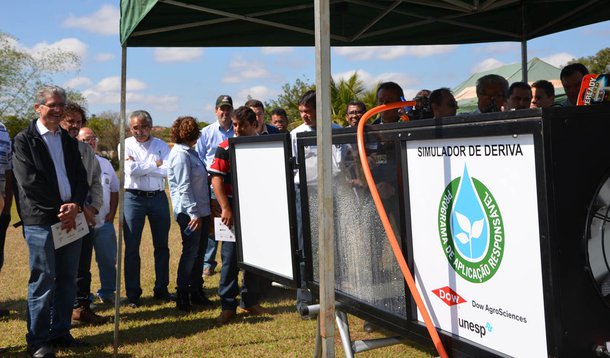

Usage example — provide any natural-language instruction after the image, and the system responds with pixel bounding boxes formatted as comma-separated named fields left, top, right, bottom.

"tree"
left=265, top=77, right=314, bottom=123
left=0, top=32, right=82, bottom=119
left=330, top=71, right=366, bottom=126
left=2, top=115, right=29, bottom=139
left=88, top=111, right=121, bottom=169
left=569, top=47, right=610, bottom=74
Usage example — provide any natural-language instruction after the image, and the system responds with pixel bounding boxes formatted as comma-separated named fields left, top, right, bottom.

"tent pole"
left=521, top=0, right=528, bottom=83
left=114, top=45, right=127, bottom=357
left=314, top=0, right=335, bottom=356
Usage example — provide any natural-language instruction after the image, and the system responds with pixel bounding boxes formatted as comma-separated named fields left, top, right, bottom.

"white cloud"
left=334, top=47, right=377, bottom=61
left=471, top=58, right=505, bottom=73
left=261, top=47, right=295, bottom=55
left=82, top=76, right=178, bottom=111
left=30, top=38, right=88, bottom=59
left=541, top=52, right=575, bottom=68
left=95, top=53, right=114, bottom=62
left=222, top=56, right=273, bottom=84
left=20, top=38, right=87, bottom=70
left=335, top=45, right=458, bottom=61
left=86, top=76, right=147, bottom=93
left=154, top=48, right=203, bottom=63
left=373, top=72, right=420, bottom=88
left=63, top=4, right=119, bottom=36
left=477, top=43, right=519, bottom=55
left=64, top=77, right=92, bottom=88
left=236, top=86, right=278, bottom=105
left=332, top=69, right=419, bottom=91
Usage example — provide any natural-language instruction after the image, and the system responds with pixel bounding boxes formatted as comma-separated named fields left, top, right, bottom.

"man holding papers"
left=13, top=85, right=89, bottom=357
left=209, top=106, right=269, bottom=324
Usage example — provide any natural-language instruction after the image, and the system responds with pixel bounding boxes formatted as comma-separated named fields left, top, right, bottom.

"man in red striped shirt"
left=209, top=106, right=270, bottom=324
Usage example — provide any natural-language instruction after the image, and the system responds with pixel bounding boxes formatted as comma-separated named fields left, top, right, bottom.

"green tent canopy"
left=453, top=57, right=566, bottom=112
left=121, top=0, right=610, bottom=48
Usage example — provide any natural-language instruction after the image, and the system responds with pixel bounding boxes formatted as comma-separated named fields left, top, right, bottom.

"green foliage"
left=265, top=77, right=315, bottom=123
left=0, top=31, right=82, bottom=119
left=265, top=73, right=380, bottom=128
left=88, top=111, right=121, bottom=169
left=569, top=47, right=610, bottom=74
left=198, top=121, right=209, bottom=129
left=155, top=127, right=172, bottom=143
left=330, top=71, right=365, bottom=125
left=1, top=115, right=30, bottom=138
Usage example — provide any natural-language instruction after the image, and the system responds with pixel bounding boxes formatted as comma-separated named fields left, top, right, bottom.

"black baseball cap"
left=215, top=95, right=233, bottom=108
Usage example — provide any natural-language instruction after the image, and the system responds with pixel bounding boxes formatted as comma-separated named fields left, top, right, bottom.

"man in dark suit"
left=13, top=85, right=89, bottom=358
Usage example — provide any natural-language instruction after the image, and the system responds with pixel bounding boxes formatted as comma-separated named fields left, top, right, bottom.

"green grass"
left=0, top=206, right=431, bottom=357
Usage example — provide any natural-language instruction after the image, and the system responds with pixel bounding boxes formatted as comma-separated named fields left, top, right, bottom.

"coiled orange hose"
left=356, top=102, right=449, bottom=358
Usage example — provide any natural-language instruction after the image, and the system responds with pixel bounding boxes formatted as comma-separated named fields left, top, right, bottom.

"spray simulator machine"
left=227, top=105, right=610, bottom=357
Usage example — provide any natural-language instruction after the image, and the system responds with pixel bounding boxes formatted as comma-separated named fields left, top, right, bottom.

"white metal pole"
left=521, top=1, right=528, bottom=82
left=314, top=0, right=335, bottom=356
left=114, top=45, right=127, bottom=357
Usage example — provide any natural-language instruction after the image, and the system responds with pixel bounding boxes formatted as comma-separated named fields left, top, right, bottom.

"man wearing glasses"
left=345, top=101, right=367, bottom=127
left=13, top=85, right=89, bottom=357
left=78, top=128, right=119, bottom=308
left=473, top=74, right=509, bottom=113
left=59, top=102, right=108, bottom=325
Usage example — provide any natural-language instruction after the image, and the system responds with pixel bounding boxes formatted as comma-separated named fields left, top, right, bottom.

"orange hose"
left=356, top=102, right=449, bottom=358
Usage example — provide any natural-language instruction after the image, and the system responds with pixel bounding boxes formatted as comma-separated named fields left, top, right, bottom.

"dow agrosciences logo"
left=438, top=164, right=504, bottom=283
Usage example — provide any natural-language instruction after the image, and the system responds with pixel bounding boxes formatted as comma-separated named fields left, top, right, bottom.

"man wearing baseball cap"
left=195, top=95, right=235, bottom=303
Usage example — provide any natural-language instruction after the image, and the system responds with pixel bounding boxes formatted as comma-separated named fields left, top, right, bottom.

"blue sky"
left=2, top=1, right=610, bottom=127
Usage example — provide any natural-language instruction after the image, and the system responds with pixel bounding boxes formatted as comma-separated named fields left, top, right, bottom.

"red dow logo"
left=432, top=286, right=466, bottom=306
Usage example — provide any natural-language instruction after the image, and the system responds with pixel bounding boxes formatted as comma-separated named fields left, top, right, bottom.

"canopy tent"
left=454, top=57, right=566, bottom=112
left=121, top=0, right=610, bottom=47
left=118, top=1, right=610, bottom=356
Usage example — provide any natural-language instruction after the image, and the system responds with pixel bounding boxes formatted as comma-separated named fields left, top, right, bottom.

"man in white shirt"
left=78, top=127, right=119, bottom=306
left=122, top=110, right=172, bottom=308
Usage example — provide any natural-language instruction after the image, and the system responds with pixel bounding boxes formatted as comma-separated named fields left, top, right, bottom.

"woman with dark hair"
left=167, top=116, right=211, bottom=311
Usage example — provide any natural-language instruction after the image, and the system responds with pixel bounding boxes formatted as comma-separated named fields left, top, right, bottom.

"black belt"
left=126, top=189, right=163, bottom=198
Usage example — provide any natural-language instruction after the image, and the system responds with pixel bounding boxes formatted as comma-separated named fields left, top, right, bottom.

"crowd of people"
left=0, top=61, right=593, bottom=357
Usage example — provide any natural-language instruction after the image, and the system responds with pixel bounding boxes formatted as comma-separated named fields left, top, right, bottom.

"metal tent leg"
left=309, top=302, right=406, bottom=357
left=314, top=315, right=322, bottom=358
left=335, top=310, right=354, bottom=358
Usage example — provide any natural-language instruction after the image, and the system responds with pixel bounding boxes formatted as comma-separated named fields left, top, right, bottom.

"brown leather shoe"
left=216, top=309, right=236, bottom=324
left=72, top=306, right=110, bottom=325
left=239, top=304, right=271, bottom=316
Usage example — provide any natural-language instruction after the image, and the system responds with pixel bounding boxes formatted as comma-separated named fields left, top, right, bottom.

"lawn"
left=0, top=204, right=430, bottom=357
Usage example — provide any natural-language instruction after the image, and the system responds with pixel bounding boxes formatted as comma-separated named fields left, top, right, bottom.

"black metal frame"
left=230, top=133, right=301, bottom=288
left=297, top=111, right=559, bottom=357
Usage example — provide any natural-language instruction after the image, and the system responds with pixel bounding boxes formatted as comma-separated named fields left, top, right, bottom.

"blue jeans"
left=24, top=225, right=82, bottom=348
left=92, top=221, right=117, bottom=300
left=176, top=213, right=209, bottom=290
left=203, top=199, right=219, bottom=271
left=123, top=191, right=171, bottom=301
left=218, top=240, right=262, bottom=310
left=203, top=237, right=218, bottom=271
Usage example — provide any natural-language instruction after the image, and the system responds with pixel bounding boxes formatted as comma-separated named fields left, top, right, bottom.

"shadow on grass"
left=0, top=297, right=28, bottom=321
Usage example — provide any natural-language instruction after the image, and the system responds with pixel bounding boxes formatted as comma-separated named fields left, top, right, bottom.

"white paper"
left=214, top=217, right=235, bottom=242
left=52, top=212, right=90, bottom=249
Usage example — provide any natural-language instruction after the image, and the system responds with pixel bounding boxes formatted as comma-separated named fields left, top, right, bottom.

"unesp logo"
left=432, top=286, right=466, bottom=306
left=437, top=164, right=505, bottom=283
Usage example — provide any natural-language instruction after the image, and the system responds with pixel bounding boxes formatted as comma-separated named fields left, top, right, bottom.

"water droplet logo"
left=451, top=166, right=489, bottom=262
left=437, top=164, right=505, bottom=283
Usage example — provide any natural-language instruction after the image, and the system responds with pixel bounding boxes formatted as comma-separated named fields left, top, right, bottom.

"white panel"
left=407, top=134, right=547, bottom=357
left=234, top=140, right=293, bottom=279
